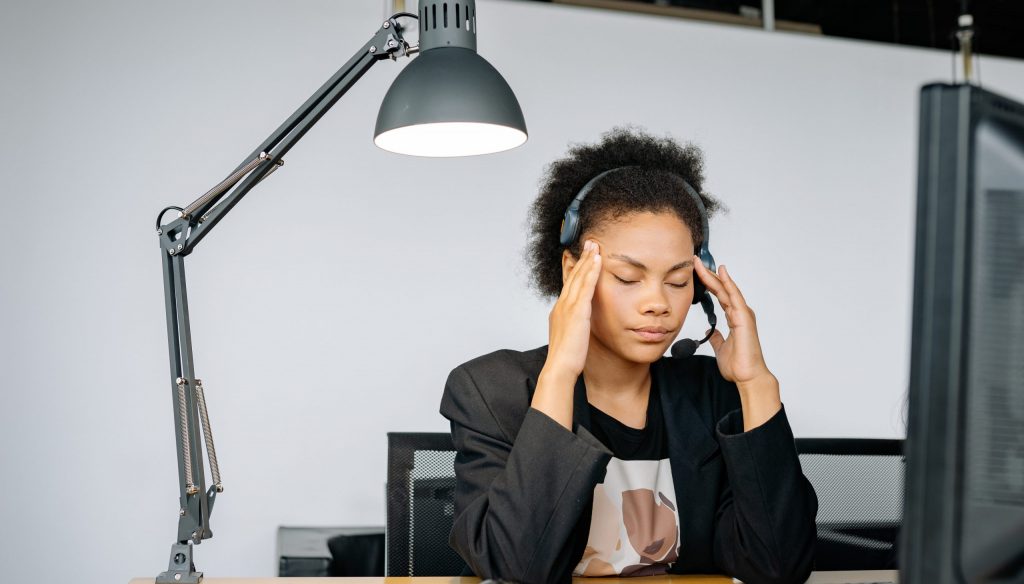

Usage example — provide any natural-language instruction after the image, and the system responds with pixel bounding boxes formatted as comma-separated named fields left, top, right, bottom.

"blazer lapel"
left=655, top=359, right=721, bottom=561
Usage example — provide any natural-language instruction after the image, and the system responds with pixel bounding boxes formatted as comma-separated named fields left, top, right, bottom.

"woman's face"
left=563, top=211, right=696, bottom=365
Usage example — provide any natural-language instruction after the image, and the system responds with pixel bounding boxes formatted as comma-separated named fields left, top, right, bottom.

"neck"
left=582, top=336, right=652, bottom=402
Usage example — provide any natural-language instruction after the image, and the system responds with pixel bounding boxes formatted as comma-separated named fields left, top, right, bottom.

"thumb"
left=707, top=329, right=725, bottom=355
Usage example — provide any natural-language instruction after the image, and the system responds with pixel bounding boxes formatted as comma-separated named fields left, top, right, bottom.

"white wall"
left=2, top=1, right=1023, bottom=582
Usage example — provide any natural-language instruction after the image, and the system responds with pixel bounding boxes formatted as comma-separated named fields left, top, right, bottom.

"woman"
left=439, top=127, right=817, bottom=584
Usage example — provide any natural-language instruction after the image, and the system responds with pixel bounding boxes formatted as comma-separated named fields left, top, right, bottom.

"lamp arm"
left=159, top=16, right=415, bottom=256
left=154, top=15, right=416, bottom=584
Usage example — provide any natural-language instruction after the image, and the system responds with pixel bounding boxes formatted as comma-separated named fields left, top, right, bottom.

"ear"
left=561, top=248, right=577, bottom=286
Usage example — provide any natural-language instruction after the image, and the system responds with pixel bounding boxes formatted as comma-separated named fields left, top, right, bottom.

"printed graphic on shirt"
left=572, top=457, right=680, bottom=577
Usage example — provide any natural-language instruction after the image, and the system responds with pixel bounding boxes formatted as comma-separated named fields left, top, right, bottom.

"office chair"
left=386, top=432, right=469, bottom=577
left=796, top=438, right=904, bottom=571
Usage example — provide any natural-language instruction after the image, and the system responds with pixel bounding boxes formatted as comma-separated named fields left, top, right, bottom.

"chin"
left=620, top=341, right=669, bottom=364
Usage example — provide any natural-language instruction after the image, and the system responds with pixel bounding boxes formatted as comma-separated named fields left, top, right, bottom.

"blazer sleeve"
left=439, top=363, right=612, bottom=584
left=711, top=404, right=819, bottom=584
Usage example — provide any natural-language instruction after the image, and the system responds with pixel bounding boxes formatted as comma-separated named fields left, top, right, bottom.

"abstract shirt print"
left=572, top=456, right=680, bottom=576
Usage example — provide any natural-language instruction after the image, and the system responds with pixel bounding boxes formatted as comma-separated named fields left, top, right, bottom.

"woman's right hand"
left=544, top=239, right=602, bottom=379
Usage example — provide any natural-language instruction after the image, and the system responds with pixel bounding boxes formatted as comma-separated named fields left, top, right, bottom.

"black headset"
left=557, top=166, right=718, bottom=358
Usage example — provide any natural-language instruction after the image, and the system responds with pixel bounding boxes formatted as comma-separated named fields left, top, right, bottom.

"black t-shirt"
left=573, top=368, right=680, bottom=577
left=587, top=378, right=668, bottom=461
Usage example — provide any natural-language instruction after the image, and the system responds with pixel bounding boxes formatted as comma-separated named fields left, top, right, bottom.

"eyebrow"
left=607, top=254, right=693, bottom=273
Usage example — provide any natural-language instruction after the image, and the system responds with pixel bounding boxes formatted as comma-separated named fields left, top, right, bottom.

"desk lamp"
left=153, top=3, right=526, bottom=581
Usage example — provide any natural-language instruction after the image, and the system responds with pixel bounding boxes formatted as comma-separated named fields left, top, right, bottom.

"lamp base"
left=156, top=543, right=202, bottom=584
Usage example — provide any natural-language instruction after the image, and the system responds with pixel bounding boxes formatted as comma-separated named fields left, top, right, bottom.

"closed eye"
left=614, top=275, right=688, bottom=288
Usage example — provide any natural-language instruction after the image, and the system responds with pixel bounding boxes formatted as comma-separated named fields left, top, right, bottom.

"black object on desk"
left=277, top=526, right=384, bottom=577
left=902, top=82, right=1024, bottom=584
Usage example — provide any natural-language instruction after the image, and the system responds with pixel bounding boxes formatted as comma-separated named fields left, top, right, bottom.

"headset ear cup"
left=691, top=254, right=714, bottom=305
left=559, top=209, right=579, bottom=246
left=692, top=245, right=716, bottom=305
left=692, top=278, right=706, bottom=305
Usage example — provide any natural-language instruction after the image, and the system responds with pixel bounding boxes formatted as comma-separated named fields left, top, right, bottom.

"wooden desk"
left=129, top=570, right=898, bottom=584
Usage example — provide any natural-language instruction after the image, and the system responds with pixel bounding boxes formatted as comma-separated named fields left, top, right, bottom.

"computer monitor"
left=902, top=83, right=1024, bottom=583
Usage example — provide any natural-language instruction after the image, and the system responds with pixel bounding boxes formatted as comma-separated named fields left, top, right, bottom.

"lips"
left=632, top=327, right=670, bottom=341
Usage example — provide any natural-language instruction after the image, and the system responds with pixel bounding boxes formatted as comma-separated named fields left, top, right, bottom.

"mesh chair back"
left=796, top=438, right=904, bottom=570
left=386, top=432, right=468, bottom=577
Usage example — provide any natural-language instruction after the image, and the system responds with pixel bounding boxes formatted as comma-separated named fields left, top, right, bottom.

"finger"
left=718, top=265, right=748, bottom=309
left=707, top=329, right=725, bottom=355
left=575, top=249, right=602, bottom=305
left=561, top=240, right=595, bottom=302
left=693, top=256, right=733, bottom=310
left=568, top=241, right=601, bottom=305
left=560, top=242, right=594, bottom=300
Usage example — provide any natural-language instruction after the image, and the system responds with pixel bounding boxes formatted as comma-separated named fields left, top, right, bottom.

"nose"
left=641, top=282, right=671, bottom=316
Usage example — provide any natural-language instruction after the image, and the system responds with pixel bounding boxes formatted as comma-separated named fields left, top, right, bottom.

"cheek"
left=590, top=280, right=609, bottom=319
left=676, top=288, right=695, bottom=311
left=591, top=277, right=618, bottom=309
left=591, top=279, right=630, bottom=324
left=671, top=289, right=693, bottom=323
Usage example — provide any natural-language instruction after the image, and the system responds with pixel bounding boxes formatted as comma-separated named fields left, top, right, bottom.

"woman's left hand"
left=692, top=257, right=773, bottom=386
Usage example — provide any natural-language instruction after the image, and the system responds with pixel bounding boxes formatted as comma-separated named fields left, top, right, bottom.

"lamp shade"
left=374, top=0, right=527, bottom=157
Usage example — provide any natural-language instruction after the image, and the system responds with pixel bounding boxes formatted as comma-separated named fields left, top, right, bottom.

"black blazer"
left=439, top=345, right=817, bottom=584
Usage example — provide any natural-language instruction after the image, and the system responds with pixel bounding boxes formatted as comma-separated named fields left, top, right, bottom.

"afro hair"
left=525, top=126, right=726, bottom=299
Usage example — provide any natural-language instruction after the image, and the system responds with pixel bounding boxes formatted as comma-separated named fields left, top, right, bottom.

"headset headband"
left=559, top=166, right=712, bottom=264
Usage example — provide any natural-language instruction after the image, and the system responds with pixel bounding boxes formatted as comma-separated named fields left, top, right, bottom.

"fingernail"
left=584, top=240, right=594, bottom=252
